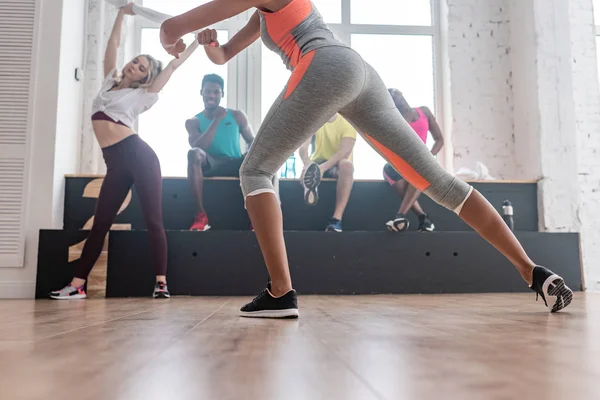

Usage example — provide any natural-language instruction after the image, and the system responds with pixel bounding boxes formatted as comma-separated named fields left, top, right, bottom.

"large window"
left=595, top=1, right=600, bottom=81
left=137, top=0, right=440, bottom=178
left=139, top=29, right=229, bottom=177
left=351, top=34, right=435, bottom=179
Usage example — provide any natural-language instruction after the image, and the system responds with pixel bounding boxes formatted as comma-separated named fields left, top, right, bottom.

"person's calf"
left=188, top=148, right=208, bottom=219
left=333, top=160, right=354, bottom=220
left=71, top=277, right=86, bottom=288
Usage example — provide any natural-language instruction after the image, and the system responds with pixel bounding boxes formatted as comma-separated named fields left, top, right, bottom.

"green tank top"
left=195, top=109, right=242, bottom=158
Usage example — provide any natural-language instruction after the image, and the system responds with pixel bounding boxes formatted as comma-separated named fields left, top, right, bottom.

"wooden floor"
left=0, top=293, right=599, bottom=400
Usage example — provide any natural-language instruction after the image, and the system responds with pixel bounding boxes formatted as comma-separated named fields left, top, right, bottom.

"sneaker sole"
left=325, top=227, right=342, bottom=232
left=190, top=225, right=211, bottom=232
left=239, top=308, right=299, bottom=319
left=542, top=274, right=573, bottom=313
left=386, top=219, right=409, bottom=232
left=302, top=163, right=321, bottom=206
left=49, top=294, right=87, bottom=300
left=153, top=292, right=171, bottom=299
left=418, top=224, right=435, bottom=232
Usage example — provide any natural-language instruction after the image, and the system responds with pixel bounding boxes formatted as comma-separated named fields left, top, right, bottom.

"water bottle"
left=285, top=153, right=296, bottom=178
left=502, top=199, right=514, bottom=231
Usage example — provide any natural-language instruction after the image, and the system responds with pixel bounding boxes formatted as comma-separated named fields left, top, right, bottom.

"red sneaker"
left=190, top=213, right=211, bottom=231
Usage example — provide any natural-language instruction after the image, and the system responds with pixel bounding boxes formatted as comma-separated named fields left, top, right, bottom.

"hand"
left=318, top=163, right=328, bottom=177
left=214, top=107, right=228, bottom=121
left=300, top=165, right=309, bottom=180
left=197, top=29, right=219, bottom=47
left=319, top=164, right=327, bottom=179
left=120, top=3, right=135, bottom=15
left=160, top=20, right=186, bottom=58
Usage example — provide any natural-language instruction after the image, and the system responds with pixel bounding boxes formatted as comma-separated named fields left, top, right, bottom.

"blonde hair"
left=120, top=54, right=163, bottom=89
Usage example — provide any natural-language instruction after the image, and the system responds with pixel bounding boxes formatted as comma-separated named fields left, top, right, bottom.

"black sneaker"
left=530, top=266, right=573, bottom=312
left=153, top=281, right=170, bottom=299
left=386, top=213, right=409, bottom=232
left=418, top=214, right=435, bottom=232
left=302, top=162, right=321, bottom=206
left=240, top=288, right=299, bottom=318
left=326, top=218, right=342, bottom=232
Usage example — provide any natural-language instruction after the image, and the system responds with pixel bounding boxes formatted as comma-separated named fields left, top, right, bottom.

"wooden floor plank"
left=0, top=294, right=598, bottom=400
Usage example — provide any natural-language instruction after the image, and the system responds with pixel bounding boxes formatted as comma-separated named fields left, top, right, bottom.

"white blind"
left=0, top=0, right=35, bottom=267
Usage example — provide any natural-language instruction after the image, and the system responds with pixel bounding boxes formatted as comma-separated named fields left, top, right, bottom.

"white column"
left=446, top=0, right=516, bottom=179
left=80, top=0, right=133, bottom=175
left=570, top=0, right=600, bottom=290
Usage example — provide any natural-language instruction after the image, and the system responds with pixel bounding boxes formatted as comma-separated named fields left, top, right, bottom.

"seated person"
left=300, top=113, right=356, bottom=232
left=384, top=89, right=443, bottom=232
left=186, top=74, right=254, bottom=231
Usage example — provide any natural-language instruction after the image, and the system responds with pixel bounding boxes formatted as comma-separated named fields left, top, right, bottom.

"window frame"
left=135, top=0, right=446, bottom=176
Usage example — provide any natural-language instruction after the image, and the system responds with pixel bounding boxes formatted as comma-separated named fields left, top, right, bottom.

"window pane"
left=351, top=34, right=435, bottom=179
left=138, top=29, right=229, bottom=177
left=260, top=44, right=298, bottom=176
left=260, top=45, right=291, bottom=121
left=351, top=0, right=431, bottom=26
left=312, top=0, right=342, bottom=24
left=141, top=0, right=211, bottom=16
left=597, top=37, right=600, bottom=82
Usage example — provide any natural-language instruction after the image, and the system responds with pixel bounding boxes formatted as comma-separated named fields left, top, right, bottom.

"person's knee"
left=425, top=177, right=473, bottom=214
left=337, top=160, right=354, bottom=178
left=188, top=148, right=206, bottom=166
left=239, top=158, right=275, bottom=198
left=90, top=218, right=111, bottom=235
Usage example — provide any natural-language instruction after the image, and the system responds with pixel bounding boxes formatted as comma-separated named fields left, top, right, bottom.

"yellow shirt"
left=311, top=115, right=357, bottom=162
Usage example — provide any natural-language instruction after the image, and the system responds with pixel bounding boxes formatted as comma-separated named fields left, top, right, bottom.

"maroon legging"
left=75, top=134, right=167, bottom=279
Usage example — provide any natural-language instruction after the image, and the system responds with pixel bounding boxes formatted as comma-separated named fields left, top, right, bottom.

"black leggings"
left=75, top=135, right=167, bottom=279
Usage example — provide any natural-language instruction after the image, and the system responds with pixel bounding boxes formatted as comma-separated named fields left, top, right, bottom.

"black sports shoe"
left=302, top=162, right=321, bottom=206
left=386, top=213, right=409, bottom=232
left=240, top=288, right=299, bottom=318
left=326, top=218, right=343, bottom=232
left=530, top=266, right=573, bottom=312
left=418, top=214, right=435, bottom=232
left=153, top=281, right=170, bottom=299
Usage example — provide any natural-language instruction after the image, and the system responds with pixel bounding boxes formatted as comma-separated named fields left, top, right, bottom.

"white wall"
left=447, top=0, right=516, bottom=179
left=446, top=0, right=600, bottom=290
left=570, top=0, right=600, bottom=290
left=0, top=0, right=84, bottom=297
left=0, top=0, right=61, bottom=297
left=53, top=0, right=85, bottom=228
left=80, top=0, right=133, bottom=175
left=509, top=0, right=541, bottom=180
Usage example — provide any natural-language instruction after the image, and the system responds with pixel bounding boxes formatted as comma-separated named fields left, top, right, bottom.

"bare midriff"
left=92, top=120, right=136, bottom=148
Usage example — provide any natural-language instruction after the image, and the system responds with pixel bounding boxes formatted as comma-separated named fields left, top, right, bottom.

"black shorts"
left=383, top=163, right=403, bottom=184
left=315, top=159, right=338, bottom=179
left=202, top=154, right=245, bottom=178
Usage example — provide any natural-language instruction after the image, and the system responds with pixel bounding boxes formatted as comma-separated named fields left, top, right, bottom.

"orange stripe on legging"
left=284, top=51, right=315, bottom=99
left=262, top=0, right=312, bottom=44
left=363, top=133, right=431, bottom=191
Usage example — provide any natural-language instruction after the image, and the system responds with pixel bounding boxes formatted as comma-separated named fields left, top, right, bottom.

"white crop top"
left=91, top=68, right=159, bottom=129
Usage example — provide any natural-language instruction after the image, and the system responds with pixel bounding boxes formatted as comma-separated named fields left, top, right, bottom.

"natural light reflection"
left=351, top=0, right=431, bottom=26
left=138, top=29, right=228, bottom=177
left=141, top=0, right=212, bottom=16
left=351, top=34, right=435, bottom=179
left=136, top=1, right=436, bottom=179
left=311, top=0, right=342, bottom=23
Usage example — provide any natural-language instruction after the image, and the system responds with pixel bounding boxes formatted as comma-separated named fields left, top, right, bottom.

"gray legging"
left=240, top=46, right=472, bottom=213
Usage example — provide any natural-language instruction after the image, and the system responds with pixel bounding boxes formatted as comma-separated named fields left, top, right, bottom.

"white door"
left=0, top=0, right=36, bottom=267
